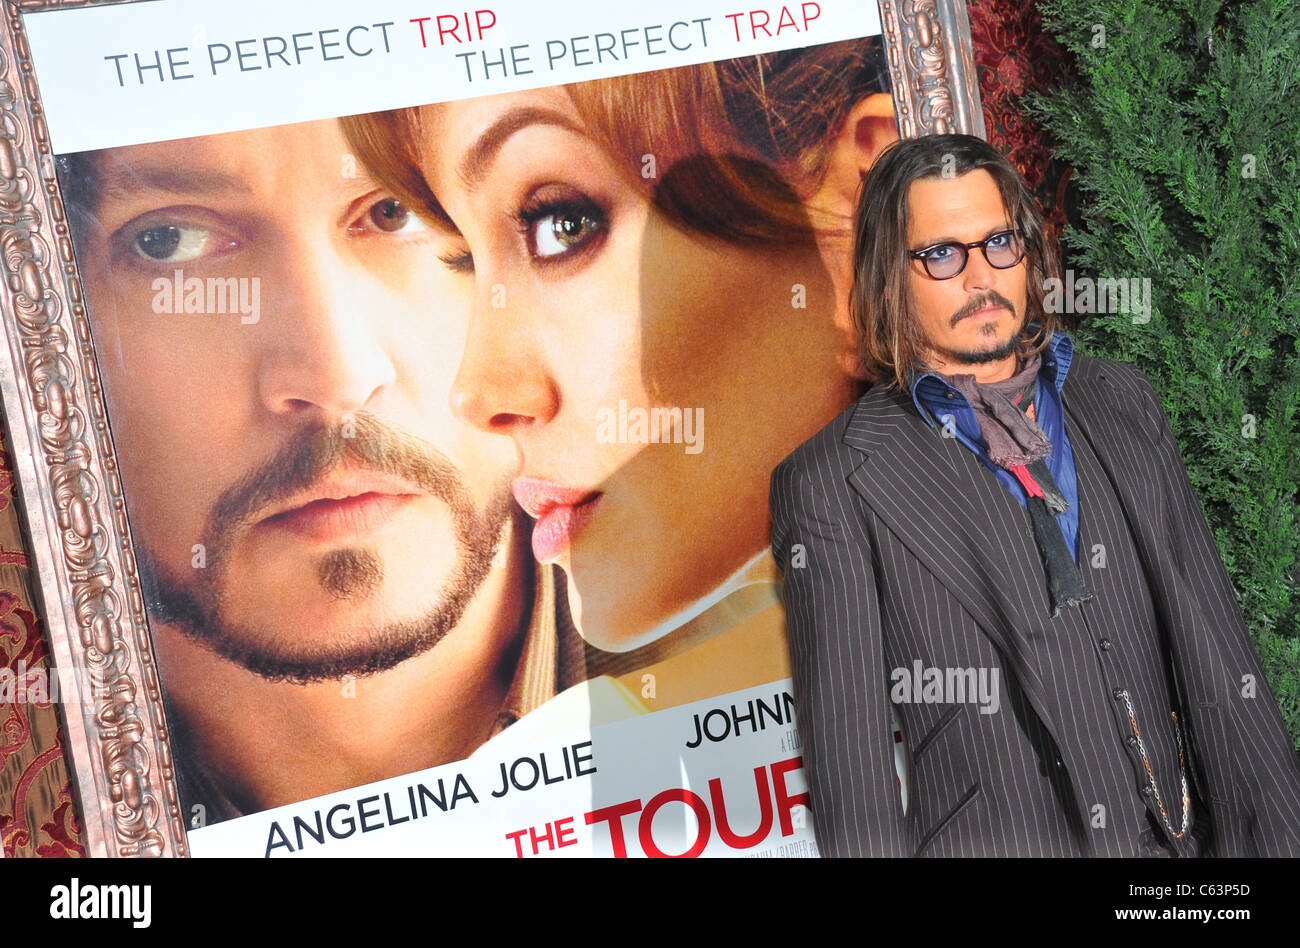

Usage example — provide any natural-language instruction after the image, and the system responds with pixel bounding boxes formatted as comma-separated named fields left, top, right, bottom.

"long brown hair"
left=342, top=38, right=888, bottom=246
left=850, top=134, right=1063, bottom=389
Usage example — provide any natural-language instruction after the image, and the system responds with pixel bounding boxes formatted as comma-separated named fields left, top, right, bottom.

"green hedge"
left=1027, top=0, right=1300, bottom=746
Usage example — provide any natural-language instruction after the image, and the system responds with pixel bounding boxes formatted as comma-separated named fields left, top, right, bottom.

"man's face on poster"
left=71, top=119, right=517, bottom=683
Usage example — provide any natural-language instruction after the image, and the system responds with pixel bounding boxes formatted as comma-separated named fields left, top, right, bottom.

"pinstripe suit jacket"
left=769, top=352, right=1300, bottom=857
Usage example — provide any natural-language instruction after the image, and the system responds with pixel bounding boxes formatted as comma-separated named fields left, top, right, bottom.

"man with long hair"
left=771, top=133, right=1300, bottom=857
left=56, top=118, right=583, bottom=826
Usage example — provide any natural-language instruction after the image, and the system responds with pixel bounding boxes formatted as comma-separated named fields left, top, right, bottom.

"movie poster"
left=24, top=0, right=900, bottom=856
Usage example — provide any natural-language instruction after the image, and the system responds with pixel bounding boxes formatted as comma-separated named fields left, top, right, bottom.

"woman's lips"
left=512, top=476, right=603, bottom=564
left=258, top=491, right=416, bottom=544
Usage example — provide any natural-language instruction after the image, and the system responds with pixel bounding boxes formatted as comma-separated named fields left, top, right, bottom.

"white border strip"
left=25, top=0, right=881, bottom=153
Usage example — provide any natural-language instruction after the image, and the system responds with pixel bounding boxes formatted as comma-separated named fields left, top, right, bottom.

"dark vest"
left=1024, top=410, right=1209, bottom=856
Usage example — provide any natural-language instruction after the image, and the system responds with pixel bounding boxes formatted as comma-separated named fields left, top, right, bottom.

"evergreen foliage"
left=1028, top=0, right=1300, bottom=745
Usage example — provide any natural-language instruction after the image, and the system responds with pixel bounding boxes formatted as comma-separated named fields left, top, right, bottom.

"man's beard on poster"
left=137, top=412, right=513, bottom=685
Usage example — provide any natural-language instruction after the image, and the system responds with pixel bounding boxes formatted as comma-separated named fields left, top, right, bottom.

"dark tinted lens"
left=984, top=230, right=1024, bottom=268
left=923, top=243, right=966, bottom=279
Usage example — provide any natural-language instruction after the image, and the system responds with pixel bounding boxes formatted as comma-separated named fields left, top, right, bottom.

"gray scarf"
left=940, top=349, right=1093, bottom=618
left=944, top=349, right=1050, bottom=469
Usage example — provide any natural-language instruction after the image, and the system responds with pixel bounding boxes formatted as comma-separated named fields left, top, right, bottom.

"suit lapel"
left=1059, top=358, right=1178, bottom=645
left=839, top=381, right=1071, bottom=769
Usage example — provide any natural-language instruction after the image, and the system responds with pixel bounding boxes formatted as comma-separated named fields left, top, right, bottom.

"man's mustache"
left=206, top=412, right=471, bottom=547
left=951, top=291, right=1017, bottom=327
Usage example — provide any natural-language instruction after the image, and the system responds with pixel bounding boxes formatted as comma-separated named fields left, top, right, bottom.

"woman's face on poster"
left=421, top=85, right=863, bottom=652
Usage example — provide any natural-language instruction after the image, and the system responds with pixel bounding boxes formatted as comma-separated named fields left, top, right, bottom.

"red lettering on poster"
left=639, top=789, right=712, bottom=858
left=771, top=756, right=811, bottom=835
left=411, top=9, right=497, bottom=47
left=583, top=799, right=643, bottom=858
left=581, top=755, right=809, bottom=857
left=724, top=5, right=820, bottom=41
left=710, top=765, right=774, bottom=847
left=505, top=815, right=581, bottom=857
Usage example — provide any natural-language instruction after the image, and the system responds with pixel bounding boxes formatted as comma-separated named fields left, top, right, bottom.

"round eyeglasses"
left=909, top=228, right=1026, bottom=280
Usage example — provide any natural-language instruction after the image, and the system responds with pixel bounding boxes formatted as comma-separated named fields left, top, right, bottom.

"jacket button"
left=1099, top=638, right=1113, bottom=651
left=1113, top=688, right=1125, bottom=700
left=1127, top=736, right=1139, bottom=749
left=1141, top=785, right=1155, bottom=797
left=1055, top=758, right=1065, bottom=769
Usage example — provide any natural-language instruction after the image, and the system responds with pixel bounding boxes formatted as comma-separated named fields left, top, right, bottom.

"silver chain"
left=1115, top=688, right=1191, bottom=840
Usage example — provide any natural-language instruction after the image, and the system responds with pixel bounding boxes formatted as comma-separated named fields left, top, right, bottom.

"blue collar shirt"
left=906, top=330, right=1080, bottom=562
